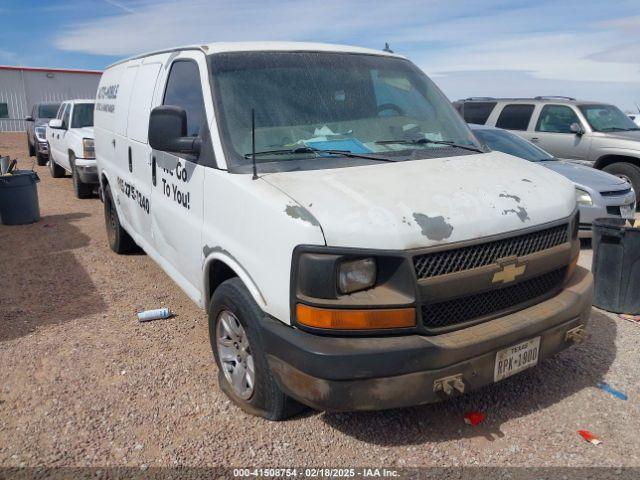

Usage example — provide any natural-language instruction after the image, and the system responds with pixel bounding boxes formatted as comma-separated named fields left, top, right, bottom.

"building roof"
left=0, top=65, right=102, bottom=75
left=107, top=41, right=403, bottom=68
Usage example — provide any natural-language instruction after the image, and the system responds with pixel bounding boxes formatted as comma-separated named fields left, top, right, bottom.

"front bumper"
left=263, top=266, right=593, bottom=412
left=36, top=141, right=48, bottom=156
left=75, top=158, right=98, bottom=184
left=578, top=191, right=636, bottom=238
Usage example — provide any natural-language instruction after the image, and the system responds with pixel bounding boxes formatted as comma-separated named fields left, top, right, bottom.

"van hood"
left=262, top=151, right=576, bottom=250
left=540, top=160, right=627, bottom=192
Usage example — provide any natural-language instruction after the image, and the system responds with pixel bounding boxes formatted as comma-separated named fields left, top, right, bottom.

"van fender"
left=202, top=246, right=267, bottom=310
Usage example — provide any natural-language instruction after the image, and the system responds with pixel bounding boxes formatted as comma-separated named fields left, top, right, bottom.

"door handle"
left=111, top=139, right=116, bottom=148
left=128, top=146, right=133, bottom=173
left=152, top=156, right=156, bottom=186
left=530, top=137, right=540, bottom=143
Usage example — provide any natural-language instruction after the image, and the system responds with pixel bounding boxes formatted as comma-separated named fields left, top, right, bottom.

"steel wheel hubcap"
left=216, top=310, right=255, bottom=400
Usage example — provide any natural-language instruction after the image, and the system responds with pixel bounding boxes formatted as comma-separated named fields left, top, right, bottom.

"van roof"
left=106, top=41, right=404, bottom=69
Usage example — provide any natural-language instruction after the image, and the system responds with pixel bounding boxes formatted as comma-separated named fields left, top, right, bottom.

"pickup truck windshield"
left=71, top=103, right=94, bottom=128
left=579, top=104, right=639, bottom=132
left=208, top=52, right=482, bottom=171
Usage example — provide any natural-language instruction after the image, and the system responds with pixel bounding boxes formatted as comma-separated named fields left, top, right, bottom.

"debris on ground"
left=596, top=382, right=628, bottom=401
left=578, top=430, right=602, bottom=445
left=619, top=314, right=640, bottom=324
left=43, top=223, right=56, bottom=228
left=464, top=411, right=485, bottom=426
left=137, top=307, right=173, bottom=322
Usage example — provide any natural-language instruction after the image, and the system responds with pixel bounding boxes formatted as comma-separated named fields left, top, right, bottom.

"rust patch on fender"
left=522, top=178, right=532, bottom=183
left=413, top=213, right=454, bottom=241
left=285, top=204, right=320, bottom=227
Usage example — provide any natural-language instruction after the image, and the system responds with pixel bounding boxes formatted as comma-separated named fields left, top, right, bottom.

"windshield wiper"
left=243, top=146, right=398, bottom=163
left=375, top=138, right=484, bottom=153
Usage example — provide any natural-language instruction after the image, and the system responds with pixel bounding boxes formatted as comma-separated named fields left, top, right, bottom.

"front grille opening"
left=601, top=188, right=631, bottom=197
left=413, top=224, right=568, bottom=279
left=606, top=206, right=621, bottom=216
left=420, top=267, right=567, bottom=332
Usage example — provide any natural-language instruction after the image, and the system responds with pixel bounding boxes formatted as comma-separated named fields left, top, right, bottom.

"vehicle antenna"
left=383, top=42, right=394, bottom=53
left=251, top=108, right=258, bottom=180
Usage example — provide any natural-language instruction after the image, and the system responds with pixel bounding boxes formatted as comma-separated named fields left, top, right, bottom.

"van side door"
left=531, top=104, right=591, bottom=160
left=149, top=52, right=209, bottom=301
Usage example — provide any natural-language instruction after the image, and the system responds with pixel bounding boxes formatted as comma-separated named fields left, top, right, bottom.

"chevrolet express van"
left=95, top=42, right=593, bottom=420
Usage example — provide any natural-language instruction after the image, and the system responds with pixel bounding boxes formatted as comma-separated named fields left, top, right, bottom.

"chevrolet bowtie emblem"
left=492, top=262, right=526, bottom=284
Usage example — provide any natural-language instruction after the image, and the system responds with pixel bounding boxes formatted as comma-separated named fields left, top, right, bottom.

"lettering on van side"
left=159, top=160, right=191, bottom=210
left=96, top=84, right=119, bottom=113
left=117, top=176, right=150, bottom=214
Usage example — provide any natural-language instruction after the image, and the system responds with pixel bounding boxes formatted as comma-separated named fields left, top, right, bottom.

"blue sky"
left=1, top=0, right=639, bottom=110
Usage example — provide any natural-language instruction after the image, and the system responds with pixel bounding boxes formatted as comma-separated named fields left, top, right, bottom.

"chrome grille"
left=413, top=224, right=568, bottom=279
left=420, top=267, right=567, bottom=331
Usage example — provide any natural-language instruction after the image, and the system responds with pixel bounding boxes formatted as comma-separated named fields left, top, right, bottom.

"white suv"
left=95, top=42, right=592, bottom=420
left=47, top=99, right=97, bottom=198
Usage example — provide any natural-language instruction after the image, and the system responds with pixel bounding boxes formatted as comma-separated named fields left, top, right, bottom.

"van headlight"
left=338, top=258, right=376, bottom=294
left=82, top=138, right=95, bottom=158
left=575, top=188, right=592, bottom=206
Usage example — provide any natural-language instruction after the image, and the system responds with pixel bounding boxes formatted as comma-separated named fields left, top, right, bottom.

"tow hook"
left=434, top=374, right=465, bottom=396
left=565, top=325, right=587, bottom=344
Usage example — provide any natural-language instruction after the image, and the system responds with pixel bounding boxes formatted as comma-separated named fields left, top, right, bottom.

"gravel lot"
left=1, top=131, right=639, bottom=470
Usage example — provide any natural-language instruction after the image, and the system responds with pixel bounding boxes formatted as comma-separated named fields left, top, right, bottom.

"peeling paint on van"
left=412, top=213, right=454, bottom=240
left=499, top=192, right=521, bottom=202
left=502, top=207, right=530, bottom=222
left=285, top=204, right=320, bottom=227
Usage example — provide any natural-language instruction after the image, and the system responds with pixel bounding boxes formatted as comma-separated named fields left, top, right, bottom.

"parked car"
left=454, top=96, right=640, bottom=201
left=95, top=42, right=592, bottom=420
left=24, top=102, right=60, bottom=166
left=46, top=99, right=97, bottom=198
left=470, top=124, right=636, bottom=237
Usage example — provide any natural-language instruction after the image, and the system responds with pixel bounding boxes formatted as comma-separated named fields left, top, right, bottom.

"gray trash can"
left=0, top=170, right=41, bottom=225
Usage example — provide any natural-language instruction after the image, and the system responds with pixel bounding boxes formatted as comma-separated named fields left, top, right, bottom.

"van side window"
left=460, top=102, right=497, bottom=124
left=163, top=61, right=206, bottom=137
left=536, top=105, right=580, bottom=134
left=495, top=104, right=534, bottom=131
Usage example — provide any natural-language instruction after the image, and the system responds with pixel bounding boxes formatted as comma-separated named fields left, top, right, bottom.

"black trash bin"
left=0, top=170, right=41, bottom=225
left=592, top=217, right=640, bottom=314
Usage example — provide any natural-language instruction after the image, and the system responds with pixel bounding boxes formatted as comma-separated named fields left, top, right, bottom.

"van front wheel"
left=209, top=278, right=305, bottom=421
left=103, top=183, right=137, bottom=254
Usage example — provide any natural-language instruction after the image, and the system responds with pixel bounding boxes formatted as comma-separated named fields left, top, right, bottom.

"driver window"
left=62, top=104, right=71, bottom=128
left=536, top=105, right=580, bottom=134
left=163, top=60, right=206, bottom=137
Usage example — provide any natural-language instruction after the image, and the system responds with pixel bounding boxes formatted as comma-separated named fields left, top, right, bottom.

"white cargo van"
left=95, top=42, right=593, bottom=420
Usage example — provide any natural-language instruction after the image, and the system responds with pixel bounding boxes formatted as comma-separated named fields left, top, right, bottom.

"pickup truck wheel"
left=48, top=152, right=65, bottom=178
left=27, top=138, right=35, bottom=157
left=70, top=154, right=93, bottom=199
left=603, top=162, right=640, bottom=208
left=209, top=278, right=306, bottom=421
left=103, top=183, right=137, bottom=254
left=36, top=152, right=47, bottom=166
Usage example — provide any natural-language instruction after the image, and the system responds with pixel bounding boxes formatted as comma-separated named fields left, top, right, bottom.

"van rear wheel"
left=103, top=183, right=137, bottom=254
left=209, top=278, right=306, bottom=421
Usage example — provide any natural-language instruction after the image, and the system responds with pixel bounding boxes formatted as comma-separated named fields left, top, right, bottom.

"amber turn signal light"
left=296, top=304, right=416, bottom=330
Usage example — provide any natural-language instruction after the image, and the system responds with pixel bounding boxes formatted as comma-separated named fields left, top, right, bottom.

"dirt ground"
left=1, top=131, right=639, bottom=470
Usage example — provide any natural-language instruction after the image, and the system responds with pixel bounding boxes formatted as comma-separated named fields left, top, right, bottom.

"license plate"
left=620, top=204, right=635, bottom=218
left=494, top=337, right=540, bottom=382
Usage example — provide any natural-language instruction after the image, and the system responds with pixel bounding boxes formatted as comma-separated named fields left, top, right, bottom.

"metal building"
left=0, top=65, right=102, bottom=132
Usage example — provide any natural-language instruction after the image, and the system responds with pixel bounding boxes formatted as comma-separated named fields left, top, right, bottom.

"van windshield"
left=208, top=52, right=482, bottom=172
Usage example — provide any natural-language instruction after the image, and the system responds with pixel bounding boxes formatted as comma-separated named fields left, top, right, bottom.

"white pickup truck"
left=47, top=99, right=97, bottom=198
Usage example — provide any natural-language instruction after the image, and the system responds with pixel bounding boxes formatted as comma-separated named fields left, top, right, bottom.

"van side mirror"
left=24, top=116, right=34, bottom=122
left=148, top=106, right=201, bottom=156
left=570, top=123, right=583, bottom=135
left=49, top=119, right=63, bottom=129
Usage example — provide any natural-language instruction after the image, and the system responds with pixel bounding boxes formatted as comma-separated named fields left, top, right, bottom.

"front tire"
left=27, top=137, right=35, bottom=157
left=103, top=183, right=137, bottom=254
left=209, top=278, right=305, bottom=421
left=36, top=152, right=47, bottom=166
left=603, top=162, right=640, bottom=209
left=70, top=154, right=93, bottom=199
left=48, top=151, right=65, bottom=178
